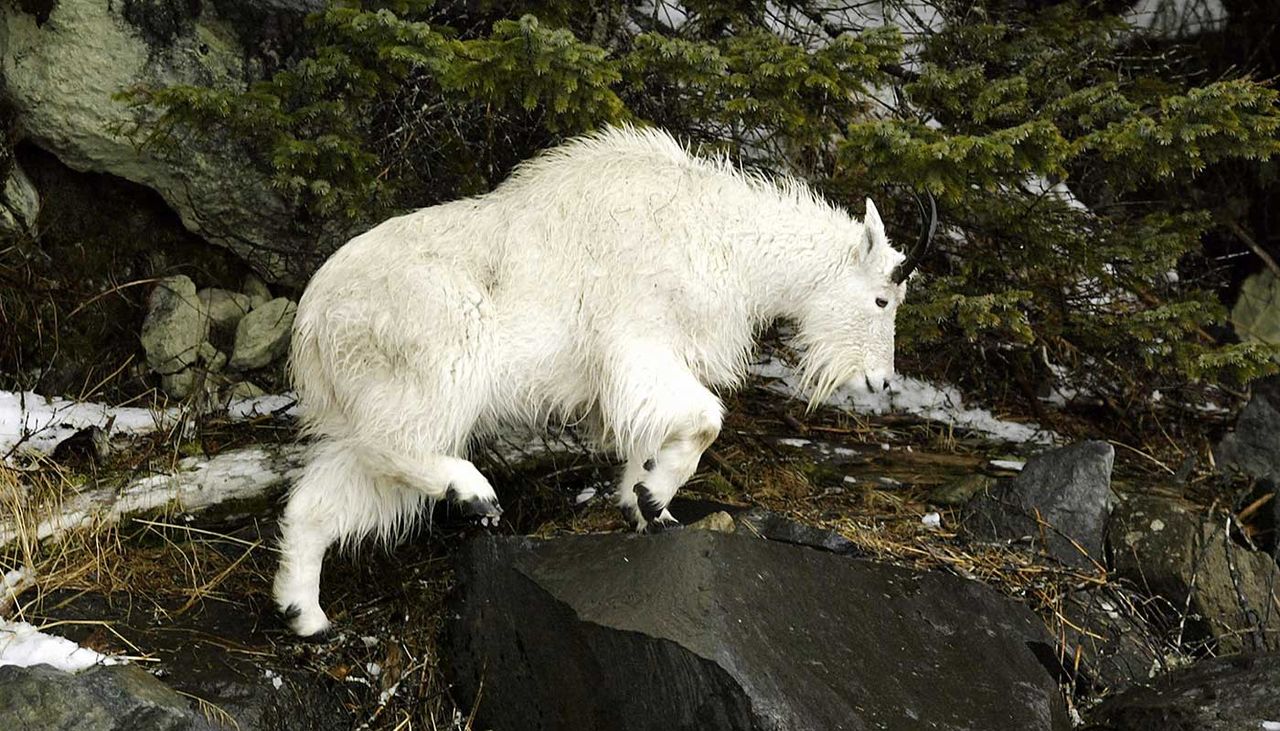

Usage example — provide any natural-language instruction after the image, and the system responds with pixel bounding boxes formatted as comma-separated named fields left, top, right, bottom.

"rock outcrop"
left=445, top=530, right=1071, bottom=731
left=0, top=663, right=201, bottom=731
left=1109, top=493, right=1280, bottom=653
left=966, top=440, right=1117, bottom=569
left=1215, top=376, right=1280, bottom=483
left=0, top=0, right=332, bottom=282
left=1085, top=652, right=1280, bottom=731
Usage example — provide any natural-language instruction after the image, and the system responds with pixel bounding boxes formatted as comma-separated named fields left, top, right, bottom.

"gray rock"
left=52, top=425, right=112, bottom=464
left=1231, top=269, right=1280, bottom=364
left=1110, top=494, right=1280, bottom=653
left=1215, top=376, right=1280, bottom=482
left=141, top=276, right=208, bottom=375
left=224, top=380, right=265, bottom=400
left=966, top=440, right=1117, bottom=569
left=0, top=0, right=331, bottom=282
left=160, top=369, right=197, bottom=399
left=1058, top=586, right=1171, bottom=694
left=1084, top=652, right=1280, bottom=731
left=197, top=288, right=251, bottom=334
left=0, top=663, right=200, bottom=730
left=689, top=510, right=736, bottom=532
left=241, top=273, right=272, bottom=308
left=197, top=341, right=227, bottom=373
left=1, top=160, right=39, bottom=239
left=735, top=507, right=861, bottom=555
left=444, top=531, right=1071, bottom=731
left=228, top=297, right=295, bottom=371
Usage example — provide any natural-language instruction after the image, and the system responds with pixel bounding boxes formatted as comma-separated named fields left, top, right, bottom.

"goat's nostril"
left=882, top=379, right=890, bottom=390
left=875, top=297, right=889, bottom=309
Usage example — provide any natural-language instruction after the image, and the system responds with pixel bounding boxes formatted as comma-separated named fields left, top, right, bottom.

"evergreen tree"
left=127, top=0, right=1280, bottom=434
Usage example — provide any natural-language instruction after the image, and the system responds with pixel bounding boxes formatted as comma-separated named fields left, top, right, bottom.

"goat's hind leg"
left=434, top=455, right=503, bottom=524
left=274, top=441, right=424, bottom=636
left=349, top=377, right=502, bottom=522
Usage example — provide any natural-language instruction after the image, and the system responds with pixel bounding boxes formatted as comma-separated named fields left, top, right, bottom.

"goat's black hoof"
left=279, top=604, right=333, bottom=641
left=633, top=483, right=664, bottom=523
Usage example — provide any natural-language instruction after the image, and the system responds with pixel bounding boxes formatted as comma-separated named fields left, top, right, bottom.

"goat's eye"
left=875, top=297, right=889, bottom=309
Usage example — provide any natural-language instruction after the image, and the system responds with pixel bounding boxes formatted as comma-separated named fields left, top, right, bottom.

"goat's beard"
left=795, top=340, right=872, bottom=411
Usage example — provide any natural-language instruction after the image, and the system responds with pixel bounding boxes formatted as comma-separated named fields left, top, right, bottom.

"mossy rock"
left=1232, top=269, right=1280, bottom=362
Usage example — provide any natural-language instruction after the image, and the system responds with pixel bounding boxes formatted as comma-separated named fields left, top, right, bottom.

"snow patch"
left=226, top=394, right=300, bottom=420
left=0, top=391, right=179, bottom=459
left=0, top=444, right=305, bottom=546
left=378, top=681, right=401, bottom=706
left=0, top=620, right=118, bottom=672
left=989, top=459, right=1026, bottom=471
left=750, top=356, right=1054, bottom=444
left=1, top=390, right=304, bottom=463
left=1024, top=175, right=1088, bottom=213
left=0, top=566, right=35, bottom=614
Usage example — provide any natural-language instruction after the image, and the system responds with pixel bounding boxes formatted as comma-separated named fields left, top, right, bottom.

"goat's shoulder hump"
left=520, top=125, right=701, bottom=175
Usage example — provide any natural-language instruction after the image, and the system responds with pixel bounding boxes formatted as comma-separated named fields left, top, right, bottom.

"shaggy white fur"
left=274, top=125, right=909, bottom=635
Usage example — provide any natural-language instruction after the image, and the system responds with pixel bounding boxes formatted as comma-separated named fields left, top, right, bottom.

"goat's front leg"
left=623, top=427, right=720, bottom=532
left=605, top=348, right=723, bottom=532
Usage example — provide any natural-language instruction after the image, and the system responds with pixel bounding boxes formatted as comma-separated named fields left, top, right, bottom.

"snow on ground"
left=0, top=444, right=305, bottom=547
left=0, top=391, right=180, bottom=459
left=1, top=567, right=36, bottom=614
left=226, top=394, right=300, bottom=420
left=0, top=390, right=302, bottom=461
left=0, top=620, right=118, bottom=672
left=0, top=388, right=311, bottom=545
left=749, top=355, right=1056, bottom=444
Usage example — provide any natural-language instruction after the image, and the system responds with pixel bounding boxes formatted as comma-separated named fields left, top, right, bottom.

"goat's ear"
left=862, top=197, right=885, bottom=253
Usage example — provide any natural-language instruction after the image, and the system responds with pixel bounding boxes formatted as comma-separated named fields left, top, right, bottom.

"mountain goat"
left=274, top=125, right=934, bottom=635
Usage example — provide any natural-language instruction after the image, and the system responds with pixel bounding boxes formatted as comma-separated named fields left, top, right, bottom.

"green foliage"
left=126, top=0, right=1280, bottom=427
left=622, top=26, right=901, bottom=154
left=125, top=4, right=626, bottom=218
left=828, top=3, right=1280, bottom=410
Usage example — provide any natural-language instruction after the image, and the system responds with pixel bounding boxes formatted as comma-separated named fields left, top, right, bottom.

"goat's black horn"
left=890, top=191, right=937, bottom=285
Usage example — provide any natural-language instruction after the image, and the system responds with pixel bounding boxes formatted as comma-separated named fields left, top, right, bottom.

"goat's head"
left=796, top=193, right=936, bottom=406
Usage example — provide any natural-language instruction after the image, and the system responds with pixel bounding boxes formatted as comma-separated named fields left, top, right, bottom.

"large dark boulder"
left=444, top=530, right=1071, bottom=731
left=1085, top=652, right=1280, bottom=731
left=966, top=441, right=1117, bottom=569
left=0, top=663, right=200, bottom=731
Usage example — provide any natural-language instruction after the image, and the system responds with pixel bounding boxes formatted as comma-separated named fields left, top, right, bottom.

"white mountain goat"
left=274, top=125, right=934, bottom=635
